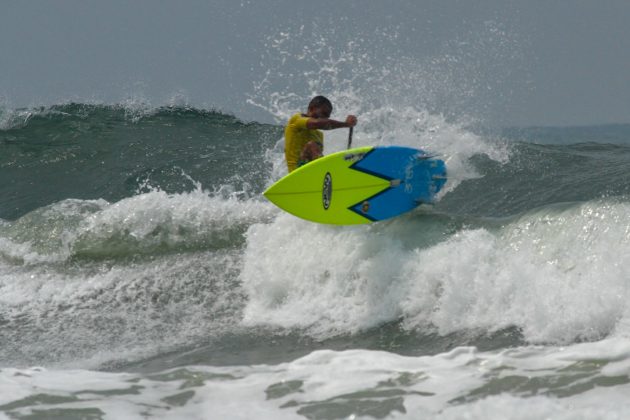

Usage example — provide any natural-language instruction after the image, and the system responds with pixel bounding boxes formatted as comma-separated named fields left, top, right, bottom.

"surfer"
left=284, top=96, right=357, bottom=172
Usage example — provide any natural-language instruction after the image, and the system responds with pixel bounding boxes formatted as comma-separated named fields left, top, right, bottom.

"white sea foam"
left=0, top=188, right=276, bottom=265
left=2, top=339, right=630, bottom=419
left=0, top=189, right=276, bottom=368
left=0, top=248, right=247, bottom=369
left=241, top=199, right=630, bottom=344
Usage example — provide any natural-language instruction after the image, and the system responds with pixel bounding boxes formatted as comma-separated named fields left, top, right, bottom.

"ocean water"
left=2, top=101, right=630, bottom=419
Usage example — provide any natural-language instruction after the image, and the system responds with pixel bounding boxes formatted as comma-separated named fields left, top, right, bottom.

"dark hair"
left=308, top=96, right=333, bottom=111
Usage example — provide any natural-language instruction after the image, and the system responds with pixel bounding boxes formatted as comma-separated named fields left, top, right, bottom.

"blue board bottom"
left=347, top=146, right=447, bottom=222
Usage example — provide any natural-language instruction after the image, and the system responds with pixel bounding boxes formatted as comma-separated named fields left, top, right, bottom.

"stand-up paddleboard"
left=264, top=146, right=447, bottom=225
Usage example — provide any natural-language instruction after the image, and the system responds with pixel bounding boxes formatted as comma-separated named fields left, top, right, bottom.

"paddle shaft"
left=347, top=127, right=354, bottom=149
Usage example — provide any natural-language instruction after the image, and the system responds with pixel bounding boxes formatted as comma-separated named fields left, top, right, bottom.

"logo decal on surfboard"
left=322, top=172, right=332, bottom=210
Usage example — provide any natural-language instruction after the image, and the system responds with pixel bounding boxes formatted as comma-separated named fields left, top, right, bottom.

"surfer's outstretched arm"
left=306, top=115, right=357, bottom=130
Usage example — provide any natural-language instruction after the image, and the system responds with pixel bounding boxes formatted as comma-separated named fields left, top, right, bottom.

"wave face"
left=2, top=103, right=630, bottom=417
left=0, top=104, right=281, bottom=220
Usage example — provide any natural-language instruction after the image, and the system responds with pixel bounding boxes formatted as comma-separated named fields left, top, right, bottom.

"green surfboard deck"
left=263, top=146, right=389, bottom=225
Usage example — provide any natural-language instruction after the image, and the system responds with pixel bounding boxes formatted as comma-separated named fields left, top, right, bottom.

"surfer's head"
left=307, top=96, right=333, bottom=119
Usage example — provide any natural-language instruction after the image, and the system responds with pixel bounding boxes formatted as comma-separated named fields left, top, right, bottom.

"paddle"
left=347, top=127, right=354, bottom=149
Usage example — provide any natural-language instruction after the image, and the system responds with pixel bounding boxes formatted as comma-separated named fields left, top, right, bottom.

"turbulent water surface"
left=2, top=102, right=630, bottom=418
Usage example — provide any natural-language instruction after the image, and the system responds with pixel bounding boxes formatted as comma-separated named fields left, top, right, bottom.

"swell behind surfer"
left=284, top=96, right=357, bottom=172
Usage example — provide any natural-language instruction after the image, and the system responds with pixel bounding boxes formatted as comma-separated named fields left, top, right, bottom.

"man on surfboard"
left=284, top=96, right=357, bottom=172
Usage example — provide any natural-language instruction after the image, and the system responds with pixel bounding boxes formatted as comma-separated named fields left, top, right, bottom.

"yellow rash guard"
left=284, top=113, right=324, bottom=172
